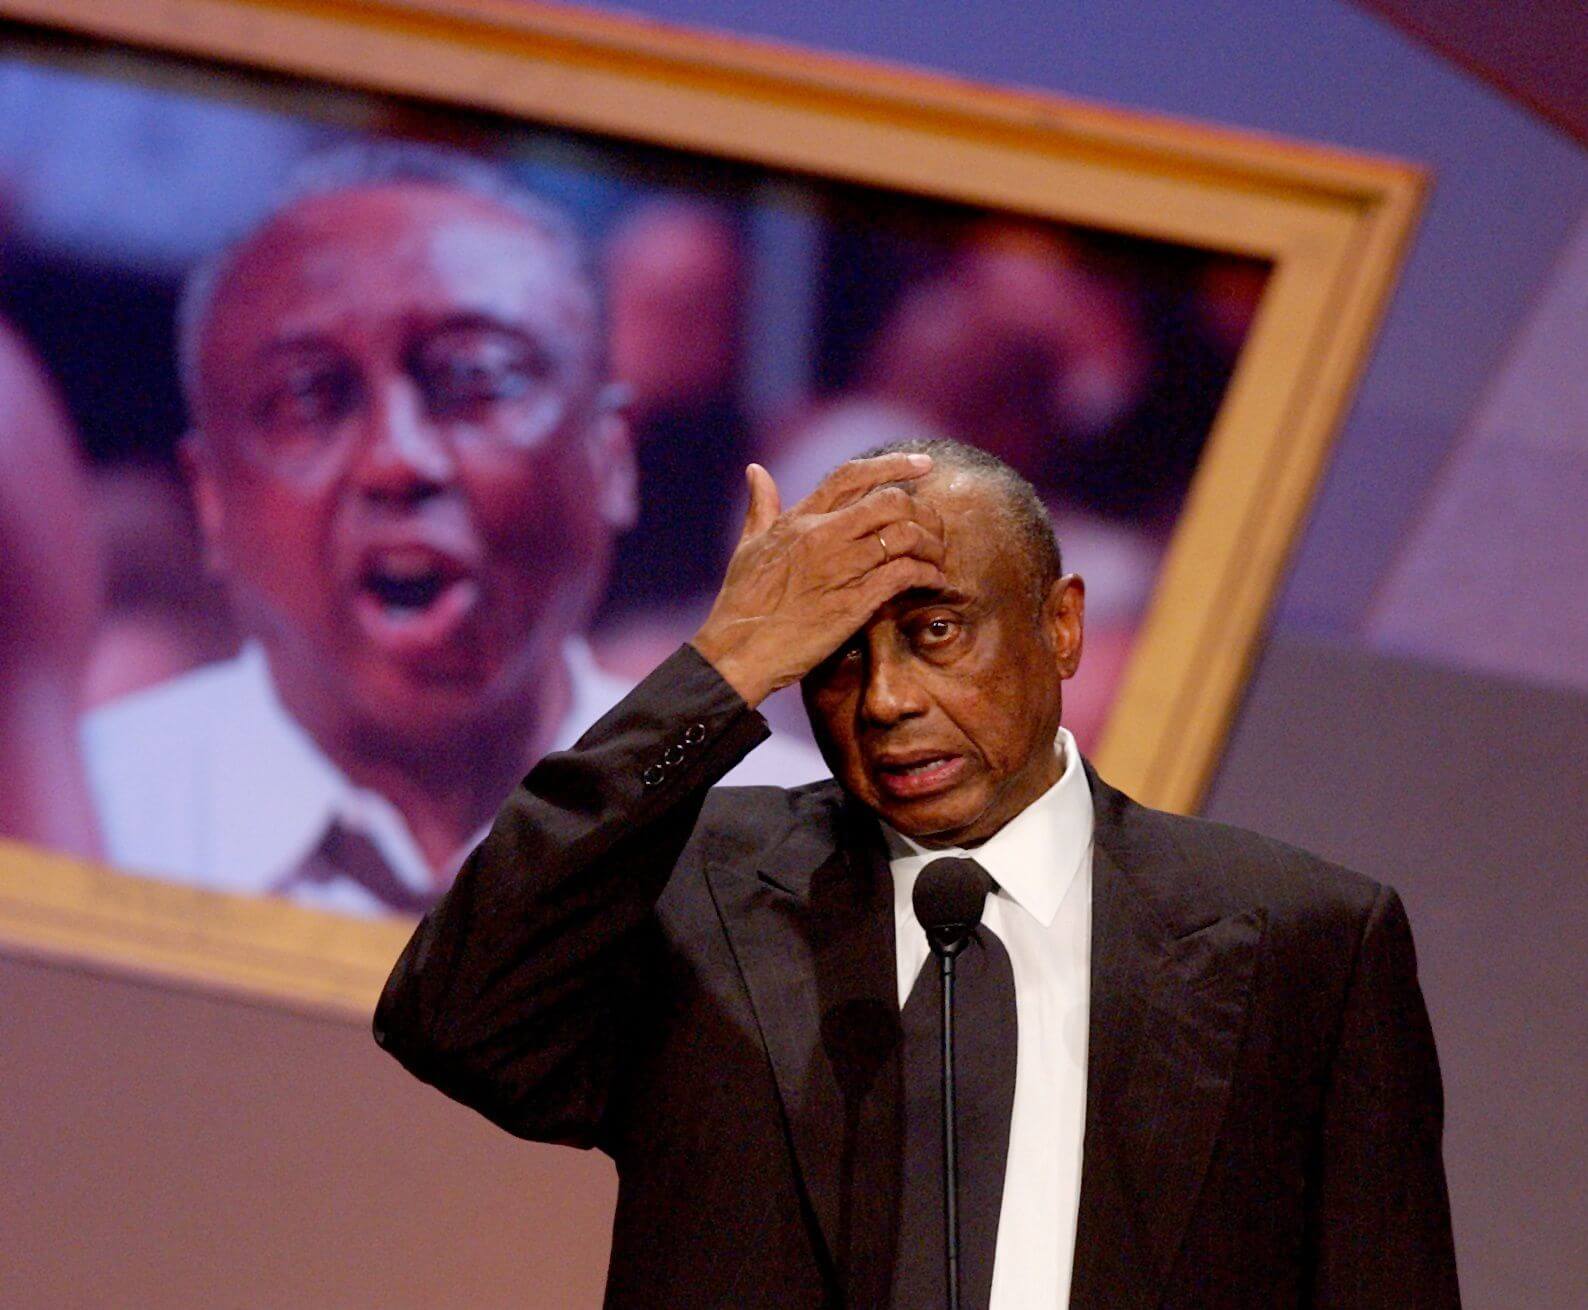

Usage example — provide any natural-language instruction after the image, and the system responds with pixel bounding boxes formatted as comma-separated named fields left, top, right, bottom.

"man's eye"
left=918, top=618, right=958, bottom=645
left=253, top=364, right=357, bottom=429
left=414, top=334, right=552, bottom=414
left=428, top=356, right=530, bottom=403
left=816, top=638, right=863, bottom=675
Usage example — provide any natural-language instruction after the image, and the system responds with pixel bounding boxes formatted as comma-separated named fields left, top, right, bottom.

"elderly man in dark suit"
left=375, top=440, right=1458, bottom=1308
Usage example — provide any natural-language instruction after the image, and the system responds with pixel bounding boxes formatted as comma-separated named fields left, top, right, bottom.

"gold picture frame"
left=0, top=0, right=1425, bottom=1018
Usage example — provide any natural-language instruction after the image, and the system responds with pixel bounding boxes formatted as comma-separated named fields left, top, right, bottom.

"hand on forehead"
left=801, top=454, right=947, bottom=528
left=811, top=457, right=1010, bottom=578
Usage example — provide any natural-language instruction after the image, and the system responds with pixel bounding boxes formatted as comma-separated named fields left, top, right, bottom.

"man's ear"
left=178, top=430, right=228, bottom=576
left=1046, top=572, right=1085, bottom=679
left=588, top=405, right=637, bottom=532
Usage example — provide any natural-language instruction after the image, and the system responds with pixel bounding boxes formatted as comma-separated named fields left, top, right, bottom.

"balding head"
left=179, top=141, right=604, bottom=425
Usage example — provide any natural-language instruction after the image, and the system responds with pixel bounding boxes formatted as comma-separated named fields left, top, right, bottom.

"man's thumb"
left=740, top=463, right=781, bottom=541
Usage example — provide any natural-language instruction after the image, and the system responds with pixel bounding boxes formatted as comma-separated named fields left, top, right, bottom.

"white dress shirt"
left=83, top=639, right=827, bottom=915
left=884, top=726, right=1094, bottom=1309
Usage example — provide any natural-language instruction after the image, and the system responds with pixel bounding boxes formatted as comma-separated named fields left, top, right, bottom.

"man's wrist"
left=687, top=632, right=778, bottom=709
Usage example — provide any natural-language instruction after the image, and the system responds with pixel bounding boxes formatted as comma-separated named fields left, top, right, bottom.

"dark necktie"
left=890, top=862, right=1018, bottom=1309
left=286, top=821, right=439, bottom=915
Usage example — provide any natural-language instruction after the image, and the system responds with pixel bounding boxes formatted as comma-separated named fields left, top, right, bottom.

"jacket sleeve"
left=1306, top=884, right=1461, bottom=1307
left=372, top=644, right=770, bottom=1148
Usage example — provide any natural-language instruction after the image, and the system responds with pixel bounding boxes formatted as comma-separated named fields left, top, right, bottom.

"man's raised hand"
left=691, top=453, right=946, bottom=707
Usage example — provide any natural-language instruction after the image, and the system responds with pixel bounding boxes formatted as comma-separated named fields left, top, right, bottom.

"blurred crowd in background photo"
left=0, top=42, right=1262, bottom=914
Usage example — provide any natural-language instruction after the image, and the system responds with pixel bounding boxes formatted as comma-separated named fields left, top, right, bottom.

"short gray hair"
left=176, top=139, right=603, bottom=416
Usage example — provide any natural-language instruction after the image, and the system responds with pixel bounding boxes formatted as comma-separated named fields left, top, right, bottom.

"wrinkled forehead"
left=199, top=184, right=597, bottom=381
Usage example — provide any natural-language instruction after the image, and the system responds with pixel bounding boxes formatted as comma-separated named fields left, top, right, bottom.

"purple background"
left=2, top=3, right=1585, bottom=1307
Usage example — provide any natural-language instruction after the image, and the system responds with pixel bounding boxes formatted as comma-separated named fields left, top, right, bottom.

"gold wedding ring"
left=876, top=531, right=891, bottom=565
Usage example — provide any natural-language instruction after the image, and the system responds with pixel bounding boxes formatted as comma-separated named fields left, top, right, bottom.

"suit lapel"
left=1069, top=773, right=1264, bottom=1310
left=705, top=794, right=903, bottom=1307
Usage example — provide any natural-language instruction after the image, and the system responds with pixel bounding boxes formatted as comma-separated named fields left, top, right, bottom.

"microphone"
left=914, top=857, right=991, bottom=958
left=913, top=857, right=992, bottom=1310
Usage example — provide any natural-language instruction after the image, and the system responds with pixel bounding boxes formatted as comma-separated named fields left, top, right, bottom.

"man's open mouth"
left=353, top=546, right=481, bottom=654
left=361, top=550, right=463, bottom=614
left=873, top=753, right=967, bottom=800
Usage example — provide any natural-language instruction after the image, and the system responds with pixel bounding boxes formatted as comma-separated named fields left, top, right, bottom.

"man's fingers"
left=738, top=463, right=782, bottom=542
left=830, top=485, right=947, bottom=551
left=858, top=555, right=947, bottom=611
left=799, top=451, right=932, bottom=515
left=835, top=518, right=946, bottom=573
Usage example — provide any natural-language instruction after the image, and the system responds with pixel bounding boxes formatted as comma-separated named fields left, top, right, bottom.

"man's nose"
left=859, top=642, right=929, bottom=727
left=350, top=376, right=457, bottom=500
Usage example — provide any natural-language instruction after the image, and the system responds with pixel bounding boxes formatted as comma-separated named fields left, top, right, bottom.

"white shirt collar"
left=203, top=643, right=434, bottom=901
left=883, top=726, right=1094, bottom=930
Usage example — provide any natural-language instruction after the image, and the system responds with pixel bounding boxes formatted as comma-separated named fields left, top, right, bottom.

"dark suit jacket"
left=375, top=646, right=1459, bottom=1308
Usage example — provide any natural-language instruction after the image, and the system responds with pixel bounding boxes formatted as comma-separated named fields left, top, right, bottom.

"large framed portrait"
left=0, top=0, right=1424, bottom=1014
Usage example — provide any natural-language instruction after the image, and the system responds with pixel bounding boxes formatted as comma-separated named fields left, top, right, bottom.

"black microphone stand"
left=913, top=858, right=991, bottom=1310
left=937, top=939, right=964, bottom=1310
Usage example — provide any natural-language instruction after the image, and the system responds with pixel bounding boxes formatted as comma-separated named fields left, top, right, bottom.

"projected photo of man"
left=82, top=144, right=822, bottom=915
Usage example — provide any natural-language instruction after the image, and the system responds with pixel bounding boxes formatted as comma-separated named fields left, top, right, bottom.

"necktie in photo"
left=287, top=821, right=438, bottom=915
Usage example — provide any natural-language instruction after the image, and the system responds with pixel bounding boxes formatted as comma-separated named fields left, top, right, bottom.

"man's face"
left=802, top=471, right=1083, bottom=847
left=188, top=184, right=631, bottom=750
